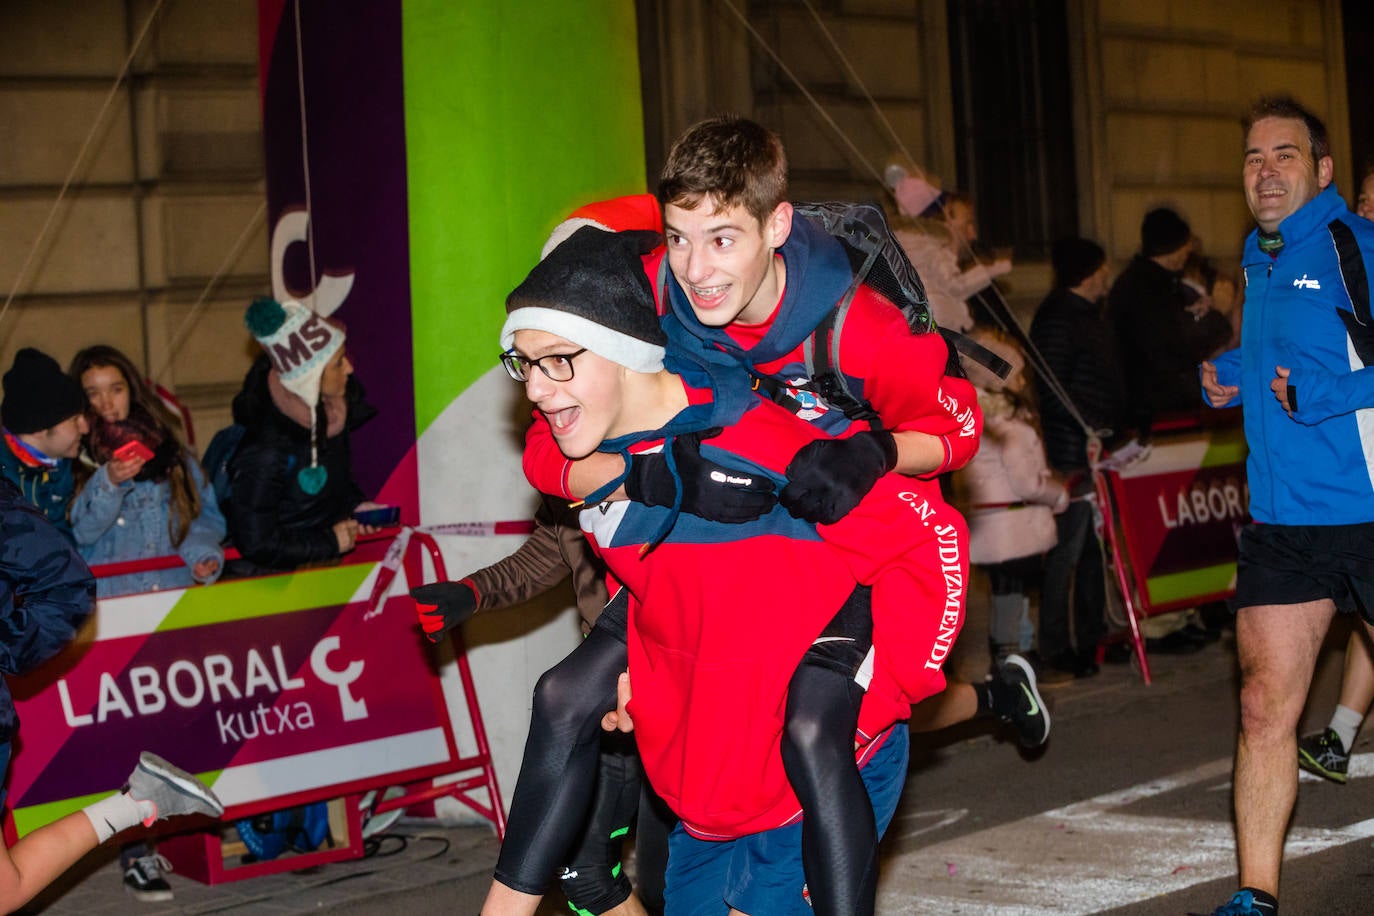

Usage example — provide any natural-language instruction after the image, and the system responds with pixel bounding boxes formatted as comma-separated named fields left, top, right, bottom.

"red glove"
left=410, top=581, right=478, bottom=642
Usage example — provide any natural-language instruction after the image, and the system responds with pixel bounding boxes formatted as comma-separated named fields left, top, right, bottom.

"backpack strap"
left=804, top=289, right=883, bottom=427
left=941, top=328, right=1011, bottom=381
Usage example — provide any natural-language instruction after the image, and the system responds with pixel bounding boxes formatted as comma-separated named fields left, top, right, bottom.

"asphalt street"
left=25, top=611, right=1374, bottom=915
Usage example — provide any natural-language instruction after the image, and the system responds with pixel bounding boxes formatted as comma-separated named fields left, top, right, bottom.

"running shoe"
left=123, top=852, right=174, bottom=902
left=1192, top=889, right=1277, bottom=915
left=1298, top=727, right=1349, bottom=784
left=126, top=751, right=225, bottom=825
left=994, top=654, right=1050, bottom=748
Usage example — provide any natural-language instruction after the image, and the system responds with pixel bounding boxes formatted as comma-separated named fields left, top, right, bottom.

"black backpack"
left=201, top=423, right=246, bottom=510
left=761, top=200, right=1012, bottom=426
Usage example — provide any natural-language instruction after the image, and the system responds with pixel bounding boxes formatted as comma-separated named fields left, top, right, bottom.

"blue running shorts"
left=663, top=723, right=909, bottom=916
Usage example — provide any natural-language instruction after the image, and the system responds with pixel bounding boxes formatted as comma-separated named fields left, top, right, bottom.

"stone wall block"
left=154, top=194, right=268, bottom=285
left=0, top=0, right=129, bottom=77
left=0, top=89, right=134, bottom=186
left=0, top=195, right=139, bottom=295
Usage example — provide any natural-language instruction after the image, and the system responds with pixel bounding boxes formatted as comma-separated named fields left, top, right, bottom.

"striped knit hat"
left=245, top=297, right=345, bottom=494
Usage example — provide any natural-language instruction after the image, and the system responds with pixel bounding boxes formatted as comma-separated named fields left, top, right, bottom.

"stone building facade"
left=0, top=0, right=1353, bottom=442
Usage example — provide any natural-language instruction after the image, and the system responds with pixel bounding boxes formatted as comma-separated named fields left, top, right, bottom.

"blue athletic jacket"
left=1206, top=184, right=1374, bottom=525
left=0, top=476, right=95, bottom=742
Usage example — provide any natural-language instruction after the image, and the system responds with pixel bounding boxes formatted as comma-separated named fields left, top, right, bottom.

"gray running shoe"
left=994, top=654, right=1051, bottom=748
left=126, top=752, right=225, bottom=824
left=1297, top=727, right=1349, bottom=784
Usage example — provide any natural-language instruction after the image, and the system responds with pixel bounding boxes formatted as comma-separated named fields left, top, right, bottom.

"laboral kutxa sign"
left=1108, top=425, right=1249, bottom=611
left=6, top=564, right=452, bottom=837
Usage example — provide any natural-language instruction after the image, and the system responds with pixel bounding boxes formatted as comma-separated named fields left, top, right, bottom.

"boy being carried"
left=502, top=225, right=947, bottom=913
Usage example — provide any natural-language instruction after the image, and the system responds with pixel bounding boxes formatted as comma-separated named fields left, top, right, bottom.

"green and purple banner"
left=6, top=0, right=650, bottom=835
left=9, top=560, right=453, bottom=835
left=1107, top=427, right=1249, bottom=611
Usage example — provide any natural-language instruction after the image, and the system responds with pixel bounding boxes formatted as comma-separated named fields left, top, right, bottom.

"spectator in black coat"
left=1107, top=208, right=1233, bottom=439
left=225, top=298, right=379, bottom=573
left=1028, top=238, right=1122, bottom=681
left=1029, top=238, right=1126, bottom=476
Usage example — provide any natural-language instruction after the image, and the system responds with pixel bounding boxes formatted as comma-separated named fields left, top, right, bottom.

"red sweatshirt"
left=581, top=373, right=953, bottom=838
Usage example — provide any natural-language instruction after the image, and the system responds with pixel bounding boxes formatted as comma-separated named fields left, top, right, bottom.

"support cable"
left=724, top=0, right=1099, bottom=440
left=152, top=201, right=267, bottom=383
left=0, top=0, right=168, bottom=329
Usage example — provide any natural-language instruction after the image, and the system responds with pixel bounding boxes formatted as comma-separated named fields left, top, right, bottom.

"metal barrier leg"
left=1094, top=471, right=1152, bottom=685
left=400, top=531, right=508, bottom=839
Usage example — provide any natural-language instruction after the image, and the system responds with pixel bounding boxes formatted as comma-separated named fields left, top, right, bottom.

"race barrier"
left=1093, top=421, right=1248, bottom=684
left=2, top=525, right=527, bottom=882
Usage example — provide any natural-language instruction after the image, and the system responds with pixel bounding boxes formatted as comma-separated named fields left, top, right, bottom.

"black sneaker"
left=123, top=853, right=174, bottom=902
left=1298, top=727, right=1349, bottom=784
left=992, top=654, right=1051, bottom=747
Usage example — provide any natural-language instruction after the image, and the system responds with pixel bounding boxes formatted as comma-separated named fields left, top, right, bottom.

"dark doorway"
left=1343, top=0, right=1374, bottom=182
left=946, top=0, right=1077, bottom=259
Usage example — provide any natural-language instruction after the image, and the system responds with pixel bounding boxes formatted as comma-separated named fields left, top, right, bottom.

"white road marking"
left=878, top=754, right=1374, bottom=914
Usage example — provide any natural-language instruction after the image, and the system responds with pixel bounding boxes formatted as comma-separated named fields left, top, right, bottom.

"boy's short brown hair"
left=657, top=115, right=788, bottom=225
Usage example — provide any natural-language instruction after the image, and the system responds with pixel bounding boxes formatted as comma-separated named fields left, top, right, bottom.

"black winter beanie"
left=1, top=348, right=84, bottom=434
left=1052, top=238, right=1107, bottom=290
left=1141, top=207, right=1191, bottom=258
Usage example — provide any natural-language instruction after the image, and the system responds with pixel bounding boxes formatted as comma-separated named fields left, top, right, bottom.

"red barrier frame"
left=1091, top=422, right=1246, bottom=685
left=4, top=528, right=506, bottom=883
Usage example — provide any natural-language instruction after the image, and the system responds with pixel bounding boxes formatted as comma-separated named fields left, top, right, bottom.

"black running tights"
left=492, top=625, right=626, bottom=895
left=493, top=621, right=872, bottom=915
left=781, top=661, right=875, bottom=916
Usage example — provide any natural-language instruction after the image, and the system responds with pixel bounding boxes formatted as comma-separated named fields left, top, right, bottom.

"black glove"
left=410, top=581, right=478, bottom=642
left=624, top=429, right=777, bottom=524
left=779, top=430, right=897, bottom=525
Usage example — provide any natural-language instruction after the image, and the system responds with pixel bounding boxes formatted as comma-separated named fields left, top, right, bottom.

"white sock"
left=82, top=792, right=155, bottom=844
left=1329, top=704, right=1364, bottom=752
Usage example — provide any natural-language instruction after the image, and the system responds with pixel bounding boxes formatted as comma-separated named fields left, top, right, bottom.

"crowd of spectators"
left=6, top=102, right=1368, bottom=914
left=0, top=300, right=383, bottom=601
left=0, top=298, right=385, bottom=902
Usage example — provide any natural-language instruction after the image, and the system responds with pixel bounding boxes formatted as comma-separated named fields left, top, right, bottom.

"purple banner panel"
left=260, top=0, right=414, bottom=503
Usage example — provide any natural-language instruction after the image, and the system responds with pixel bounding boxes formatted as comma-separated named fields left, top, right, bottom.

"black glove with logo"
left=624, top=428, right=777, bottom=524
left=780, top=429, right=898, bottom=525
left=410, top=581, right=478, bottom=643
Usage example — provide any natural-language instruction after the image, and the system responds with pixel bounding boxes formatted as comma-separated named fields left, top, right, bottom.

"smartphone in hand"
left=353, top=505, right=400, bottom=527
left=113, top=440, right=155, bottom=463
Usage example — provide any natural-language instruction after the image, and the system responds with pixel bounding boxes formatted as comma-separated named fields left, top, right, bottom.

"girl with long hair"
left=68, top=345, right=225, bottom=598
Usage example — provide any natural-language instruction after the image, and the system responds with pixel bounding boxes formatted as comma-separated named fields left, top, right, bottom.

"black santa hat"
left=501, top=227, right=666, bottom=372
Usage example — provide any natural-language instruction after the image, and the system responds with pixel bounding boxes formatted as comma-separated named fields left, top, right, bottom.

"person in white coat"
left=955, top=330, right=1068, bottom=669
left=886, top=167, right=1012, bottom=333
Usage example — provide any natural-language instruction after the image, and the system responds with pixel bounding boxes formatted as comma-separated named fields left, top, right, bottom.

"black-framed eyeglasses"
left=500, top=348, right=588, bottom=382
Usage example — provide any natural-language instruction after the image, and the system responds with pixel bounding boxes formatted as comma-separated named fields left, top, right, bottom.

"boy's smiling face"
left=513, top=329, right=627, bottom=460
left=662, top=195, right=792, bottom=327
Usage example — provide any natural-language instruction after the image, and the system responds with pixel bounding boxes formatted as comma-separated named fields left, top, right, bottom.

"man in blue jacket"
left=1199, top=96, right=1374, bottom=916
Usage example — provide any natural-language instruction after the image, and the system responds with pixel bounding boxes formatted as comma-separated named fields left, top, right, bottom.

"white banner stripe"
left=209, top=728, right=450, bottom=806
